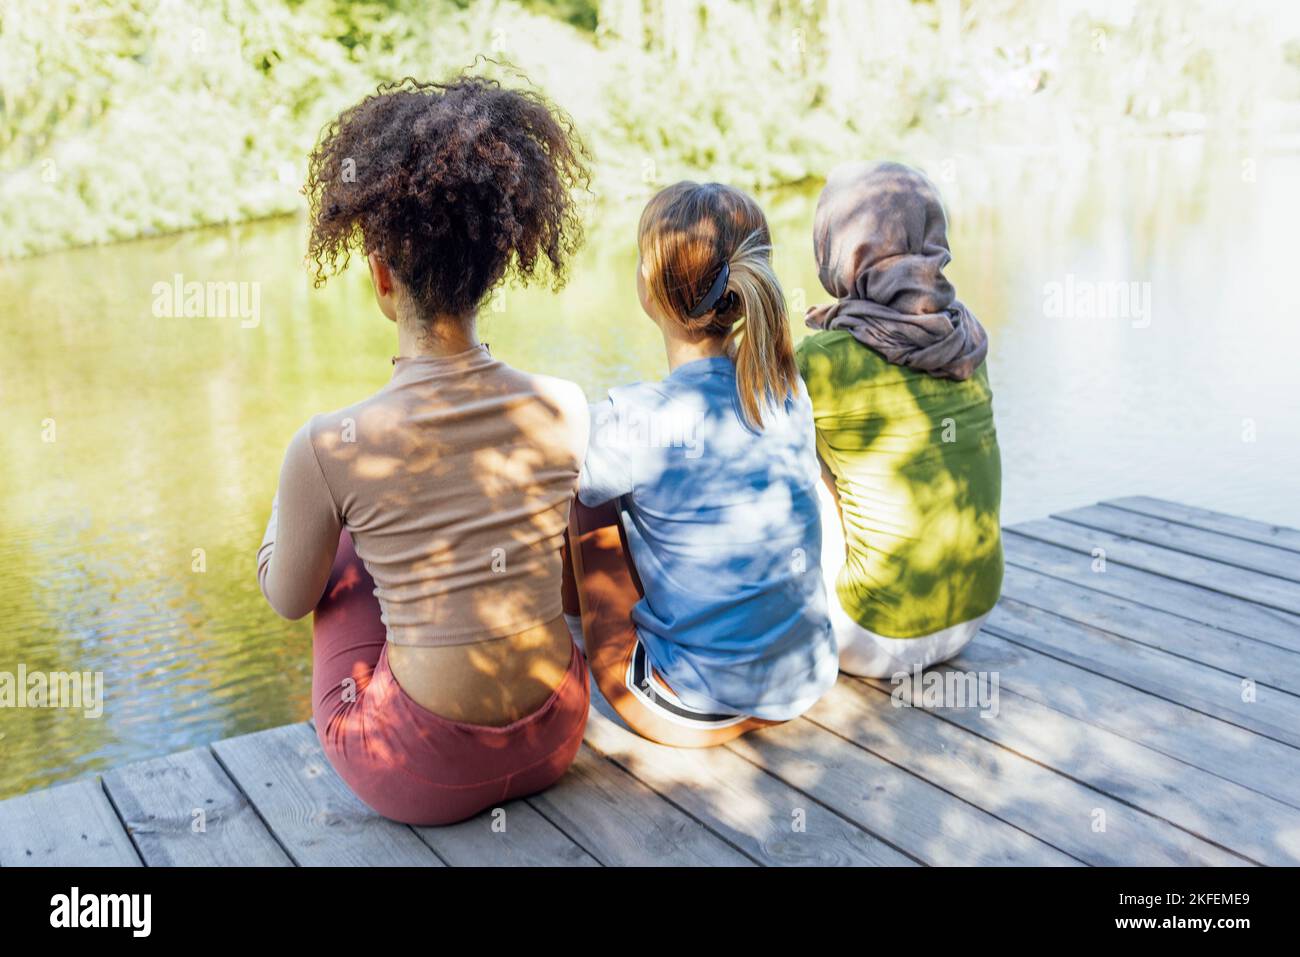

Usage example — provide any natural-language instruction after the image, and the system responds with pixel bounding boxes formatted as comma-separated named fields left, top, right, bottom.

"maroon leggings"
left=311, top=532, right=589, bottom=826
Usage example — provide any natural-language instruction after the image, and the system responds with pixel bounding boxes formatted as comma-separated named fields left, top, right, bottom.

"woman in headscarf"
left=796, top=161, right=1003, bottom=677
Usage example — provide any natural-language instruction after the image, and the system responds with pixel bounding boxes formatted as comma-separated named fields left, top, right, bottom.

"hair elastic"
left=688, top=262, right=730, bottom=318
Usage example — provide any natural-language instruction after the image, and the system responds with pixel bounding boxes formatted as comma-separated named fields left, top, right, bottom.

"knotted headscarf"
left=805, top=161, right=988, bottom=380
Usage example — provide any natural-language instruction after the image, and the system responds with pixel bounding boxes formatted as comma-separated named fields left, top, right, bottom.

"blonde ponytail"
left=638, top=181, right=798, bottom=430
left=722, top=232, right=798, bottom=429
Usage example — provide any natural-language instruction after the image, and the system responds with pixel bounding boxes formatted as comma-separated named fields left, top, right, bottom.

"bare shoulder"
left=526, top=372, right=590, bottom=461
left=529, top=373, right=587, bottom=414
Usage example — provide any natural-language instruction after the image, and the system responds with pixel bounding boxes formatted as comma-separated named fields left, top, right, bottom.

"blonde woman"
left=565, top=182, right=838, bottom=748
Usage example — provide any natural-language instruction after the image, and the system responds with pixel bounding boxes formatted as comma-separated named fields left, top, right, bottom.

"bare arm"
left=257, top=423, right=343, bottom=620
left=818, top=453, right=842, bottom=514
left=815, top=451, right=850, bottom=579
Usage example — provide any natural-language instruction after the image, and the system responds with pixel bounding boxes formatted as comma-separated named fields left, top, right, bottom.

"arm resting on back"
left=578, top=394, right=641, bottom=508
left=257, top=423, right=343, bottom=620
left=817, top=452, right=841, bottom=511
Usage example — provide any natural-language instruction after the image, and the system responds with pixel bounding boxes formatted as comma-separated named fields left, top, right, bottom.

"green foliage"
left=529, top=0, right=600, bottom=30
left=1, top=0, right=1296, bottom=258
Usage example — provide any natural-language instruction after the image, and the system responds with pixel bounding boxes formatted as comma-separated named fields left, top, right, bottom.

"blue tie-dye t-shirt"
left=578, top=356, right=837, bottom=721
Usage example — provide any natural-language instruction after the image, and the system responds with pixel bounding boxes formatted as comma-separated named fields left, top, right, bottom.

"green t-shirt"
left=795, top=330, right=1003, bottom=639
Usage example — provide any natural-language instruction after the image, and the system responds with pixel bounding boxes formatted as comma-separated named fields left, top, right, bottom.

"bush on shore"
left=1, top=0, right=1295, bottom=258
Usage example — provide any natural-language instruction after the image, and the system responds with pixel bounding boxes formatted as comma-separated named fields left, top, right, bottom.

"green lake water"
left=2, top=135, right=1298, bottom=797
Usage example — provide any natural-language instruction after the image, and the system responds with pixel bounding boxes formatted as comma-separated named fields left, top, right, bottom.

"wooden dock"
left=2, top=496, right=1298, bottom=866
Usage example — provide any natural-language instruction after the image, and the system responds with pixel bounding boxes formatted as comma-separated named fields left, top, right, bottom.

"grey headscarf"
left=805, top=161, right=988, bottom=380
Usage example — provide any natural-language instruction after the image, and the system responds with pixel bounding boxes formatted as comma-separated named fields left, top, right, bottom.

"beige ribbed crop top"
left=257, top=345, right=587, bottom=645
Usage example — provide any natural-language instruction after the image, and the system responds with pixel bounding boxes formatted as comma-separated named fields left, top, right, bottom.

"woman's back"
left=309, top=347, right=584, bottom=644
left=259, top=76, right=594, bottom=823
left=797, top=329, right=1003, bottom=639
left=580, top=355, right=838, bottom=720
left=259, top=345, right=587, bottom=721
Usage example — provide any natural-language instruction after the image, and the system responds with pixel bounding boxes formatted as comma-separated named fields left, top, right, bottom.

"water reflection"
left=1, top=133, right=1297, bottom=796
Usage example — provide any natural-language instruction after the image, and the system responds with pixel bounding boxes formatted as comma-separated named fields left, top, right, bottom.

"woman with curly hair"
left=256, top=76, right=592, bottom=825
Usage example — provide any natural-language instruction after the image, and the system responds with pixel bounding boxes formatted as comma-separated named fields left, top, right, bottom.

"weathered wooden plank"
left=585, top=708, right=916, bottom=866
left=1057, top=504, right=1300, bottom=583
left=804, top=679, right=1247, bottom=865
left=1106, top=497, right=1300, bottom=555
left=211, top=722, right=443, bottom=867
left=989, top=597, right=1300, bottom=747
left=12, top=493, right=1300, bottom=870
left=526, top=745, right=754, bottom=866
left=414, top=800, right=598, bottom=867
left=1004, top=530, right=1300, bottom=649
left=101, top=747, right=291, bottom=866
left=0, top=779, right=140, bottom=867
left=728, top=718, right=1077, bottom=865
left=869, top=664, right=1298, bottom=865
left=1001, top=564, right=1300, bottom=695
left=955, top=631, right=1300, bottom=810
left=1015, top=516, right=1300, bottom=613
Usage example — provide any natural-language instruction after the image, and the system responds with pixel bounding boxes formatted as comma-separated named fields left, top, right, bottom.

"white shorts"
left=828, top=597, right=988, bottom=678
left=817, top=483, right=987, bottom=678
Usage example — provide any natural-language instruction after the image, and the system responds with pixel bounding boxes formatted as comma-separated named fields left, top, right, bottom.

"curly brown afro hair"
left=305, top=75, right=590, bottom=319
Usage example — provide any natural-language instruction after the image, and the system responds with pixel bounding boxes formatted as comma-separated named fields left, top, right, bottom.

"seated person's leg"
left=312, top=529, right=388, bottom=738
left=567, top=497, right=776, bottom=748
